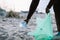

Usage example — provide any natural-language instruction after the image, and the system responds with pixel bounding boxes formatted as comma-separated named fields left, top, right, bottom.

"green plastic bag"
left=28, top=13, right=53, bottom=40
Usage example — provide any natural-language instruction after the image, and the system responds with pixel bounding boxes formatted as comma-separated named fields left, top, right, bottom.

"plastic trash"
left=28, top=13, right=53, bottom=40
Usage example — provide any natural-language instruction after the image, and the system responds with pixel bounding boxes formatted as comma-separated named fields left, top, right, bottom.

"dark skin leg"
left=24, top=0, right=40, bottom=24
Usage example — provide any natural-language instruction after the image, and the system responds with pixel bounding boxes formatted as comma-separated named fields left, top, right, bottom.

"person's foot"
left=20, top=20, right=27, bottom=28
left=56, top=32, right=60, bottom=36
left=53, top=32, right=60, bottom=39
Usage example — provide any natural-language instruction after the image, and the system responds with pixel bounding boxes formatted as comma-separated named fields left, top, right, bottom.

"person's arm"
left=46, top=0, right=54, bottom=13
left=47, top=0, right=54, bottom=9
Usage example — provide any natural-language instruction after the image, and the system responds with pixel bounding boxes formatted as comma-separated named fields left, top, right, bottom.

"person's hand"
left=46, top=8, right=50, bottom=14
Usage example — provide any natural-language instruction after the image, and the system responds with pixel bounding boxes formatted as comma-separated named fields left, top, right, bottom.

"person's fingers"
left=46, top=8, right=50, bottom=14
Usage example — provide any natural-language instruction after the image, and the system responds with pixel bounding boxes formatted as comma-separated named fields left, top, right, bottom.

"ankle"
left=58, top=32, right=60, bottom=33
left=24, top=20, right=28, bottom=24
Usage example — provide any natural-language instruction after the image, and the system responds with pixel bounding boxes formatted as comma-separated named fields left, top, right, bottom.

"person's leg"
left=53, top=6, right=60, bottom=35
left=25, top=0, right=40, bottom=24
left=55, top=12, right=60, bottom=32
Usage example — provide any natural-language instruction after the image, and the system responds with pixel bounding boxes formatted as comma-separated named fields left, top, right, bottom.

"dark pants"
left=25, top=0, right=40, bottom=23
left=53, top=5, right=60, bottom=32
